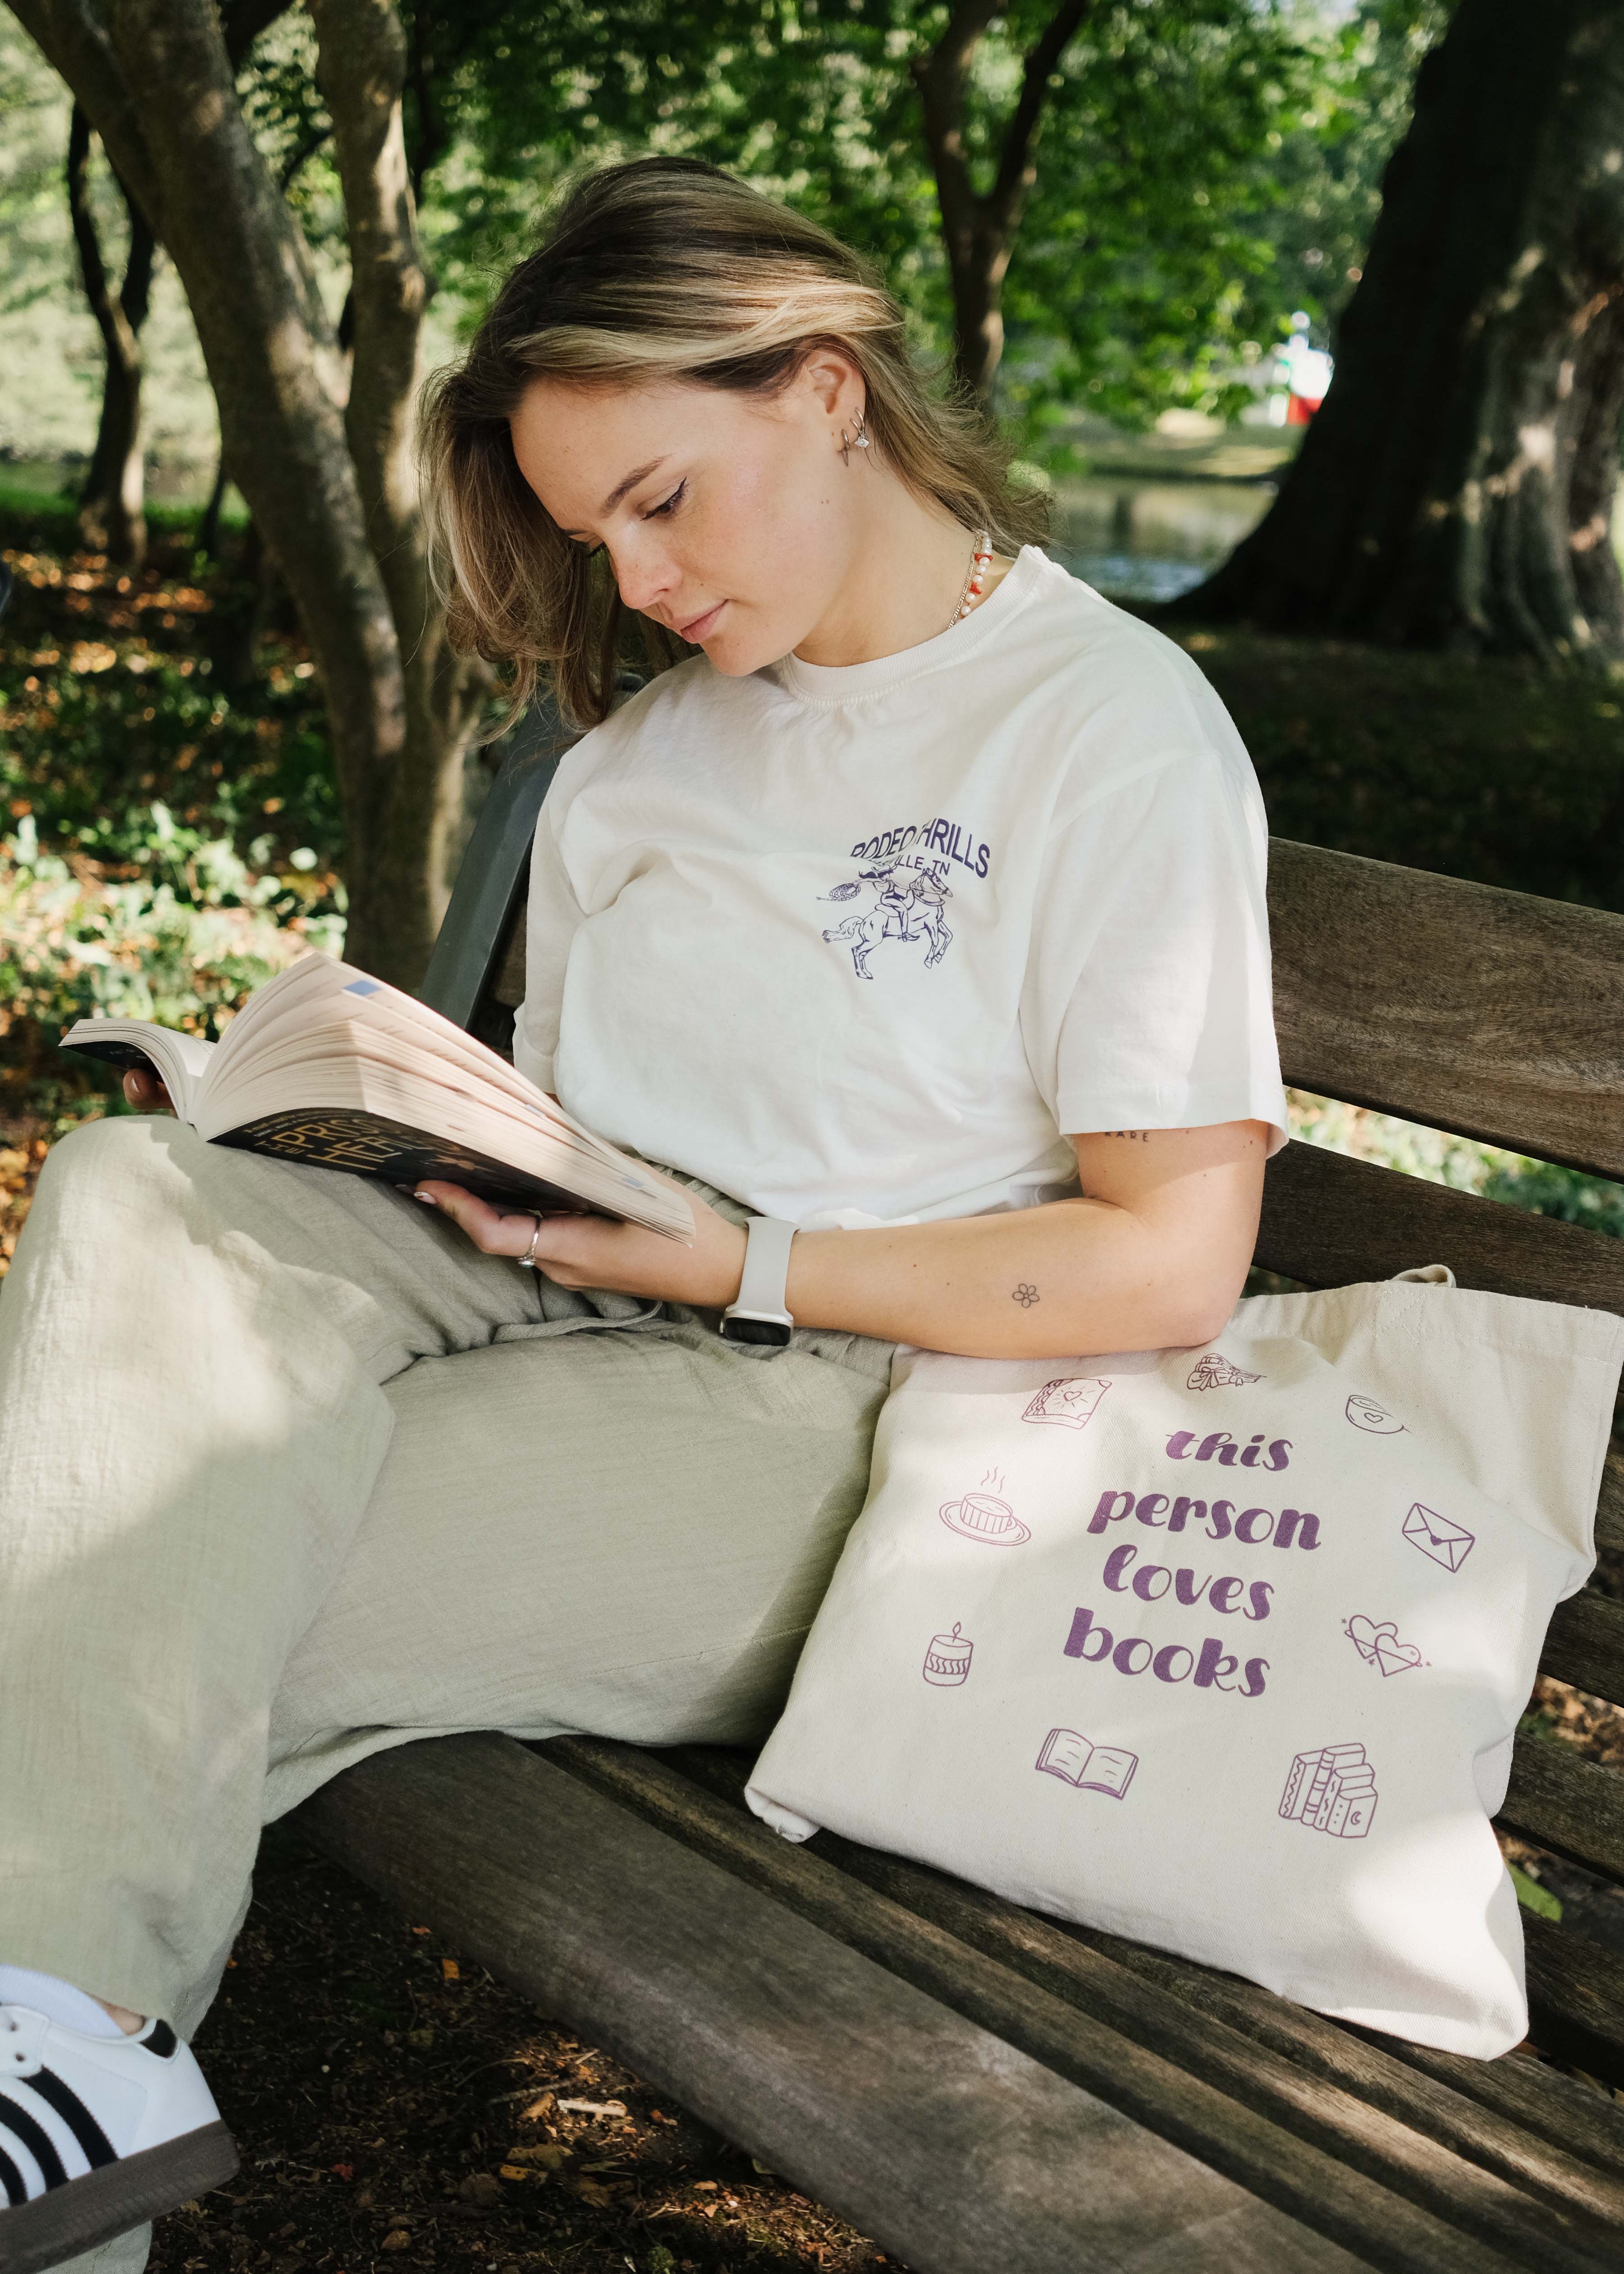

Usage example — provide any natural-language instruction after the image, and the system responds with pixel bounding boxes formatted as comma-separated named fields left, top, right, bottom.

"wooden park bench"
left=297, top=693, right=1624, bottom=2274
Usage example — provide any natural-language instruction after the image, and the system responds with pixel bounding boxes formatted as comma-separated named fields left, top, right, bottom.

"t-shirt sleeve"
left=1020, top=746, right=1289, bottom=1150
left=511, top=805, right=587, bottom=1098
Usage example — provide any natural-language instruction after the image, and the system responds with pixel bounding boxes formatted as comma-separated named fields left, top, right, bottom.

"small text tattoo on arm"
left=1105, top=1130, right=1149, bottom=1141
left=1012, top=1282, right=1040, bottom=1307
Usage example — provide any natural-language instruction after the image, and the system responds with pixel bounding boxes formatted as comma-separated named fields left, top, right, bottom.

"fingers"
left=414, top=1183, right=558, bottom=1263
left=122, top=1068, right=173, bottom=1113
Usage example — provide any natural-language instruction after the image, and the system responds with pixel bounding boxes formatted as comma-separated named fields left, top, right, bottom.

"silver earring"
left=838, top=407, right=871, bottom=465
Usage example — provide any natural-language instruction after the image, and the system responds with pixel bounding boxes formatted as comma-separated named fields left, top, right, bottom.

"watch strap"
left=724, top=1214, right=797, bottom=1328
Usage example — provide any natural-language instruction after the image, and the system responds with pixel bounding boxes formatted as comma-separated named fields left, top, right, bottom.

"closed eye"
left=644, top=479, right=686, bottom=521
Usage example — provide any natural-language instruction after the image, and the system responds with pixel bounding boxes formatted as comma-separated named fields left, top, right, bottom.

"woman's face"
left=508, top=356, right=863, bottom=674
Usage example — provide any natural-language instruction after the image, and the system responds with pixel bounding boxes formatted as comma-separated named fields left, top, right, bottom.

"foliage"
left=403, top=0, right=1358, bottom=444
left=0, top=512, right=341, bottom=888
left=1286, top=1091, right=1624, bottom=1248
left=1248, top=0, right=1453, bottom=351
left=1170, top=623, right=1624, bottom=912
left=0, top=806, right=342, bottom=1045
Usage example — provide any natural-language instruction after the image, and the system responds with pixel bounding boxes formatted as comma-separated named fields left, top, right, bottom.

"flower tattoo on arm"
left=1012, top=1282, right=1040, bottom=1307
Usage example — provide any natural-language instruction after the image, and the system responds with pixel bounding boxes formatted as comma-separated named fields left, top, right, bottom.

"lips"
left=677, top=600, right=726, bottom=641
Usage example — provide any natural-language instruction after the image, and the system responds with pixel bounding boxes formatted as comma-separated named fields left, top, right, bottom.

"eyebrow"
left=564, top=455, right=668, bottom=539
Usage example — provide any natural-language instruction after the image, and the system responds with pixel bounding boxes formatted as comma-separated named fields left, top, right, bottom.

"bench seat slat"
left=1269, top=842, right=1624, bottom=1180
left=655, top=1742, right=1624, bottom=2181
left=1541, top=1591, right=1624, bottom=1706
left=300, top=1732, right=1363, bottom=2274
left=547, top=1737, right=1620, bottom=2274
left=1520, top=1914, right=1624, bottom=2084
left=1500, top=1741, right=1624, bottom=1892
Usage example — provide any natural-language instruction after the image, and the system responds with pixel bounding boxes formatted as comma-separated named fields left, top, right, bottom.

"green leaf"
left=1508, top=1864, right=1562, bottom=1923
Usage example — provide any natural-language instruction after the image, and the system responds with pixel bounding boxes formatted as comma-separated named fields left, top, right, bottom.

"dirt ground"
left=146, top=1812, right=899, bottom=2274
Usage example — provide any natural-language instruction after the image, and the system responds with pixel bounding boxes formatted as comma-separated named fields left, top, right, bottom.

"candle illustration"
left=923, top=1622, right=974, bottom=1686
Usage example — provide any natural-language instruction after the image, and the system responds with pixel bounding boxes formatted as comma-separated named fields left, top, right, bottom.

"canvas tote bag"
left=746, top=1267, right=1624, bottom=2056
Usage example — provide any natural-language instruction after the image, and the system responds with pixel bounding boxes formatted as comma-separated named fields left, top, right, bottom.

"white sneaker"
left=0, top=2004, right=237, bottom=2273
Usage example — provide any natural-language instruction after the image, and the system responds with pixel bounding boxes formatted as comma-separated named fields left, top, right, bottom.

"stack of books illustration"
left=1280, top=1742, right=1378, bottom=1839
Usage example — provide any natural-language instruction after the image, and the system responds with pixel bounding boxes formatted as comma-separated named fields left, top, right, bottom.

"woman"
left=0, top=156, right=1285, bottom=2272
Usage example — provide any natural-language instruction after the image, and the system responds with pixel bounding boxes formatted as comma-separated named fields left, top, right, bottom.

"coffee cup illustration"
left=939, top=1490, right=1030, bottom=1546
left=1346, top=1393, right=1404, bottom=1435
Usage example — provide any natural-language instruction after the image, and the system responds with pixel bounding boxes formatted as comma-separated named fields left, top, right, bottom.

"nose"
left=608, top=529, right=679, bottom=620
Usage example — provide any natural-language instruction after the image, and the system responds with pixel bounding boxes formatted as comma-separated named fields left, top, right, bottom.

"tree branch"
left=911, top=0, right=1006, bottom=261
left=987, top=0, right=1093, bottom=235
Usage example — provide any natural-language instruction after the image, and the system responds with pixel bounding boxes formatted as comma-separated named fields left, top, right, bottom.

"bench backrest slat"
left=1258, top=1141, right=1624, bottom=1314
left=1270, top=841, right=1624, bottom=1181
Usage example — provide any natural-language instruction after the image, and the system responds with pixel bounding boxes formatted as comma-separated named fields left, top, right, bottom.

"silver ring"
left=519, top=1214, right=543, bottom=1269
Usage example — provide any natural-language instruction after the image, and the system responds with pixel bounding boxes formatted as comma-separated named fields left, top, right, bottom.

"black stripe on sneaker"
left=22, top=2066, right=116, bottom=2168
left=0, top=2096, right=68, bottom=2190
left=0, top=2140, right=25, bottom=2207
left=141, top=2018, right=177, bottom=2059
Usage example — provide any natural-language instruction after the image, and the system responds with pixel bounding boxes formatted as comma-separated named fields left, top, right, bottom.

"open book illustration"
left=1034, top=1727, right=1138, bottom=1798
left=59, top=951, right=695, bottom=1243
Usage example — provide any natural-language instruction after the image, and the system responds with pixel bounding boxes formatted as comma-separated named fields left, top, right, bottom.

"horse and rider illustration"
left=819, top=852, right=955, bottom=979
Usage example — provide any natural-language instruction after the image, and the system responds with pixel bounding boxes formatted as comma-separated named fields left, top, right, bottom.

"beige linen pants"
left=0, top=1113, right=894, bottom=2263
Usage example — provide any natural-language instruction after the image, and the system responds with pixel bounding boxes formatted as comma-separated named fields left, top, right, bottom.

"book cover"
left=213, top=1112, right=606, bottom=1218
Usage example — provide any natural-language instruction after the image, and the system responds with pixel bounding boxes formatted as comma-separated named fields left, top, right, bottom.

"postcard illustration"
left=1402, top=1502, right=1474, bottom=1573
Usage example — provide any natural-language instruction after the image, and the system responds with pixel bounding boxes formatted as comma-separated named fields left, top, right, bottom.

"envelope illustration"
left=1403, top=1502, right=1474, bottom=1574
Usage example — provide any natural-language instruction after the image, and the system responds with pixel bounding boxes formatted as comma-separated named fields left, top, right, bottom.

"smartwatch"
left=719, top=1215, right=798, bottom=1345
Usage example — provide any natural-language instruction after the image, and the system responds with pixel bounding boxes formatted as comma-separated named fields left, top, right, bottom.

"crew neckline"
left=772, top=542, right=1050, bottom=709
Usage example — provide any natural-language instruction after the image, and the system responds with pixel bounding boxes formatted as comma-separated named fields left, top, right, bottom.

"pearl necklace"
left=948, top=530, right=994, bottom=630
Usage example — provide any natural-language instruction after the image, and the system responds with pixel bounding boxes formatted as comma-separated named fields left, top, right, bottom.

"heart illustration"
left=1346, top=1615, right=1395, bottom=1663
left=1373, top=1635, right=1423, bottom=1676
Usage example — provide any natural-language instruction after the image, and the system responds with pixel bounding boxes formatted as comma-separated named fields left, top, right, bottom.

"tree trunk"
left=66, top=102, right=155, bottom=566
left=11, top=0, right=486, bottom=988
left=913, top=0, right=1091, bottom=406
left=1177, top=0, right=1624, bottom=665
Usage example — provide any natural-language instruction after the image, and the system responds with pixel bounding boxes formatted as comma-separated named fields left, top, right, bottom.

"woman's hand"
left=415, top=1161, right=749, bottom=1310
left=122, top=1067, right=173, bottom=1114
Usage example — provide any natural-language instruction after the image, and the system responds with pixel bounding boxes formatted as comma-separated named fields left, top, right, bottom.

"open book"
left=60, top=951, right=695, bottom=1243
left=1034, top=1727, right=1138, bottom=1798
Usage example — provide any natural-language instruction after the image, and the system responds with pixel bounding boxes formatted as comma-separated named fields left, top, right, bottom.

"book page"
left=1082, top=1746, right=1138, bottom=1799
left=59, top=1019, right=215, bottom=1121
left=1035, top=1728, right=1092, bottom=1784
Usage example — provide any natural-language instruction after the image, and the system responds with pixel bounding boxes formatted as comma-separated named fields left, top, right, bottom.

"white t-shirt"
left=513, top=544, right=1288, bottom=1231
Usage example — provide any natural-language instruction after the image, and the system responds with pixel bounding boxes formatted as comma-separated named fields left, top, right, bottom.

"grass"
left=1168, top=623, right=1624, bottom=913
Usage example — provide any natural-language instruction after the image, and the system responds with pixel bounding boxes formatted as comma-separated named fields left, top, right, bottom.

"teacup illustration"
left=1346, top=1393, right=1405, bottom=1435
left=939, top=1491, right=1030, bottom=1546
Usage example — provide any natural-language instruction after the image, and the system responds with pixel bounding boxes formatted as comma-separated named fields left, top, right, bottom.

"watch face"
left=720, top=1313, right=793, bottom=1346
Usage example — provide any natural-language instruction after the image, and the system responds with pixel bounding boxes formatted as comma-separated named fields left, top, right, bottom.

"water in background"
left=1047, top=476, right=1273, bottom=603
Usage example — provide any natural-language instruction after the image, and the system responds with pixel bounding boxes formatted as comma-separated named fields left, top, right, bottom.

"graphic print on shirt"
left=820, top=853, right=954, bottom=980
left=816, top=813, right=991, bottom=981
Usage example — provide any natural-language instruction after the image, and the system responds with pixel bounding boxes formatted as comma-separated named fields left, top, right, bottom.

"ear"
left=795, top=343, right=864, bottom=423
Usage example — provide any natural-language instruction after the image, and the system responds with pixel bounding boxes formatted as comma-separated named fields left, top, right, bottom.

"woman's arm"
left=783, top=1121, right=1268, bottom=1356
left=417, top=1117, right=1269, bottom=1360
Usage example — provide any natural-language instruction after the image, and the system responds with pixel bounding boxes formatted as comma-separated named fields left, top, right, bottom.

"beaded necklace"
left=948, top=530, right=994, bottom=630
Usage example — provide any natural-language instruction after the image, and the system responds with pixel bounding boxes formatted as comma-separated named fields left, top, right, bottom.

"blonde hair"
left=418, top=156, right=1048, bottom=730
